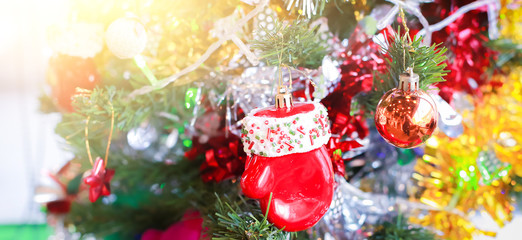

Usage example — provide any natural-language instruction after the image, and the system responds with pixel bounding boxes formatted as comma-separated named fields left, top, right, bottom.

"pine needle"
left=206, top=193, right=289, bottom=240
left=251, top=19, right=327, bottom=69
left=359, top=29, right=449, bottom=115
left=369, top=214, right=437, bottom=240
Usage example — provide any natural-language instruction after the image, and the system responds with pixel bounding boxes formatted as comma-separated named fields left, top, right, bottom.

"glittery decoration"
left=105, top=18, right=148, bottom=59
left=482, top=67, right=522, bottom=177
left=500, top=0, right=522, bottom=44
left=408, top=67, right=522, bottom=236
left=127, top=123, right=159, bottom=151
left=477, top=150, right=512, bottom=185
left=409, top=210, right=497, bottom=240
left=410, top=69, right=522, bottom=239
left=412, top=135, right=514, bottom=238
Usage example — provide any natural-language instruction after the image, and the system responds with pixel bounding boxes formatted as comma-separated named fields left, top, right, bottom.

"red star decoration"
left=83, top=157, right=115, bottom=202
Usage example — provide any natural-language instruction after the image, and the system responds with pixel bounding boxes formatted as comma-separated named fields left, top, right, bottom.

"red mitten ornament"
left=240, top=89, right=334, bottom=232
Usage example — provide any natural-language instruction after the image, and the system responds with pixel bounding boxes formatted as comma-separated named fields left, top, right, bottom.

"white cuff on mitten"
left=241, top=102, right=331, bottom=157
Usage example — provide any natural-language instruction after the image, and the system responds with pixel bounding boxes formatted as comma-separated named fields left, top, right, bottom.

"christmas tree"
left=38, top=0, right=522, bottom=239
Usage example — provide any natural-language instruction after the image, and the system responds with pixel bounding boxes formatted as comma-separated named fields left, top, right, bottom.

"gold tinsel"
left=410, top=67, right=522, bottom=238
left=70, top=0, right=252, bottom=86
left=488, top=68, right=522, bottom=176
left=500, top=0, right=522, bottom=44
left=409, top=211, right=497, bottom=240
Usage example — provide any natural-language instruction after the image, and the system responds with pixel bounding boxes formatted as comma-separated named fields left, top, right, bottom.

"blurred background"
left=0, top=0, right=72, bottom=230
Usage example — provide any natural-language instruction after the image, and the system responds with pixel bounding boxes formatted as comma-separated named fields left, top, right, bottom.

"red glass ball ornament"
left=374, top=69, right=438, bottom=148
left=47, top=54, right=100, bottom=111
left=240, top=100, right=334, bottom=232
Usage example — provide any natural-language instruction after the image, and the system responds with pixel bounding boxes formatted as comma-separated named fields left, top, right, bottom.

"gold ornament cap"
left=398, top=67, right=419, bottom=92
left=275, top=86, right=293, bottom=109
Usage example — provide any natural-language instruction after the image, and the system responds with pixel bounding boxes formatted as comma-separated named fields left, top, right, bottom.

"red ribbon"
left=421, top=0, right=496, bottom=103
left=319, top=28, right=384, bottom=174
left=186, top=135, right=246, bottom=183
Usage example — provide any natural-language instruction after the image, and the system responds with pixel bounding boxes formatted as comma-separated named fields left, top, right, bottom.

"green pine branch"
left=251, top=19, right=327, bottom=69
left=487, top=38, right=522, bottom=67
left=66, top=146, right=239, bottom=239
left=70, top=86, right=178, bottom=132
left=380, top=33, right=448, bottom=91
left=359, top=29, right=448, bottom=115
left=53, top=85, right=195, bottom=160
left=206, top=193, right=290, bottom=240
left=369, top=214, right=436, bottom=240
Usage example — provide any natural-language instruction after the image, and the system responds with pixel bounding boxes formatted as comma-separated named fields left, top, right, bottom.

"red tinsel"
left=421, top=0, right=496, bottom=103
left=319, top=28, right=384, bottom=173
left=331, top=149, right=345, bottom=176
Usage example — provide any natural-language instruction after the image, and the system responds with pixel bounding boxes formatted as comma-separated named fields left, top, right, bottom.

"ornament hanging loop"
left=275, top=64, right=293, bottom=109
left=83, top=93, right=116, bottom=168
left=399, top=6, right=415, bottom=71
left=275, top=85, right=293, bottom=109
left=399, top=7, right=410, bottom=35
left=398, top=67, right=419, bottom=92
